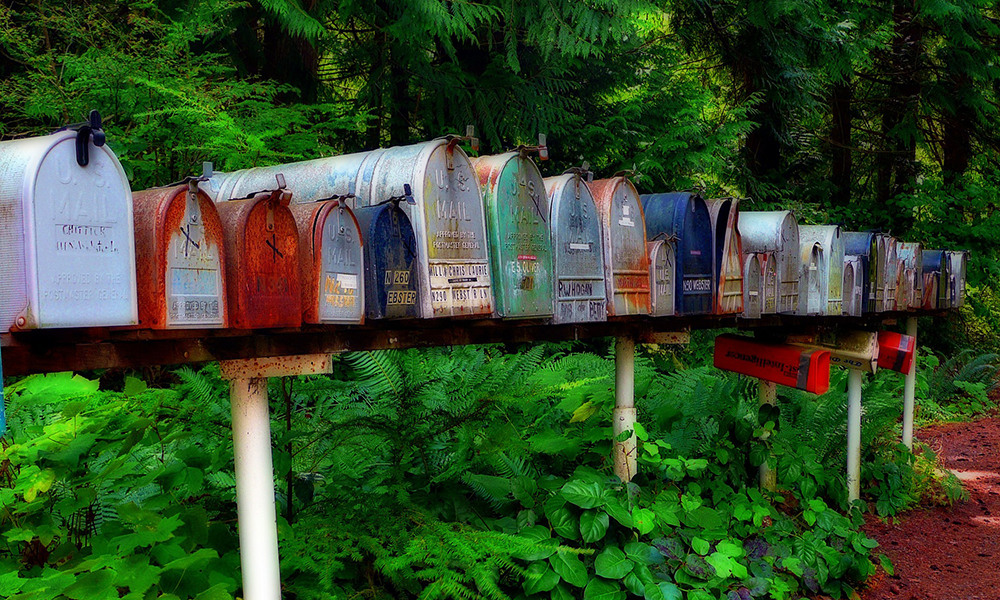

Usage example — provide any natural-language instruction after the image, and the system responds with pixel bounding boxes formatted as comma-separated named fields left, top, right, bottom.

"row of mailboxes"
left=0, top=124, right=970, bottom=332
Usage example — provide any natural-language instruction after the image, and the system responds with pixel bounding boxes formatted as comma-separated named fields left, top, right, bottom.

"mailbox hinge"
left=517, top=133, right=549, bottom=161
left=445, top=125, right=479, bottom=170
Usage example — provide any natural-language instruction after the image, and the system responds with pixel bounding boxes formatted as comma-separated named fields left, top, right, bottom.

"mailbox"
left=799, top=225, right=844, bottom=315
left=843, top=232, right=878, bottom=313
left=544, top=169, right=608, bottom=323
left=640, top=192, right=713, bottom=315
left=921, top=250, right=950, bottom=309
left=0, top=120, right=138, bottom=331
left=714, top=334, right=831, bottom=394
left=843, top=255, right=865, bottom=317
left=789, top=330, right=879, bottom=374
left=707, top=198, right=744, bottom=315
left=591, top=176, right=651, bottom=316
left=896, top=242, right=922, bottom=310
left=740, top=211, right=799, bottom=314
left=877, top=331, right=915, bottom=373
left=946, top=250, right=968, bottom=308
left=290, top=196, right=365, bottom=324
left=354, top=200, right=420, bottom=320
left=798, top=241, right=823, bottom=315
left=132, top=179, right=227, bottom=329
left=648, top=240, right=676, bottom=317
left=216, top=178, right=301, bottom=329
left=760, top=252, right=778, bottom=314
left=877, top=234, right=898, bottom=311
left=742, top=254, right=762, bottom=319
left=473, top=149, right=553, bottom=319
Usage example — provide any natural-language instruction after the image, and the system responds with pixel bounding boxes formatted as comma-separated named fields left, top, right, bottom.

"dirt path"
left=860, top=417, right=1000, bottom=600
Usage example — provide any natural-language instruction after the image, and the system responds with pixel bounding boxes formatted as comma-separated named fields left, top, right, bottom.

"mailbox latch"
left=58, top=110, right=106, bottom=167
left=445, top=125, right=479, bottom=170
left=518, top=134, right=548, bottom=161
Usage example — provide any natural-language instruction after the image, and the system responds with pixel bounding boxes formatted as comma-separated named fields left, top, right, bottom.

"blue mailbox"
left=354, top=200, right=421, bottom=320
left=843, top=232, right=879, bottom=313
left=640, top=192, right=713, bottom=315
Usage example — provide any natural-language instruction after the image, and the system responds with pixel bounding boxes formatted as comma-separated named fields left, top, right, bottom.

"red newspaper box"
left=877, top=331, right=915, bottom=373
left=714, top=334, right=831, bottom=394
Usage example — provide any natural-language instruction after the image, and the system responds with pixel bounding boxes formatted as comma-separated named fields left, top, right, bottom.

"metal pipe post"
left=758, top=380, right=777, bottom=491
left=231, top=377, right=282, bottom=600
left=613, top=336, right=637, bottom=482
left=902, top=317, right=918, bottom=450
left=847, top=369, right=863, bottom=503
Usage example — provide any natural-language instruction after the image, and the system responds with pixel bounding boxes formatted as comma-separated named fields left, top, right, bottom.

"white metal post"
left=902, top=317, right=918, bottom=450
left=758, top=380, right=777, bottom=491
left=613, top=337, right=637, bottom=482
left=847, top=369, right=863, bottom=503
left=230, top=376, right=282, bottom=600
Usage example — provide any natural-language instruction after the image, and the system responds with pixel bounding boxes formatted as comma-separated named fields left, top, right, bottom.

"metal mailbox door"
left=761, top=253, right=778, bottom=314
left=545, top=172, right=607, bottom=323
left=707, top=198, right=744, bottom=315
left=896, top=242, right=923, bottom=310
left=742, top=254, right=762, bottom=319
left=354, top=202, right=420, bottom=320
left=799, top=242, right=823, bottom=315
left=647, top=240, right=676, bottom=317
left=842, top=256, right=864, bottom=317
left=921, top=250, right=948, bottom=309
left=641, top=192, right=713, bottom=316
left=366, top=139, right=492, bottom=318
left=591, top=177, right=651, bottom=316
left=878, top=235, right=898, bottom=311
left=0, top=130, right=138, bottom=331
left=133, top=182, right=226, bottom=329
left=216, top=186, right=301, bottom=329
left=474, top=152, right=553, bottom=318
left=291, top=199, right=364, bottom=324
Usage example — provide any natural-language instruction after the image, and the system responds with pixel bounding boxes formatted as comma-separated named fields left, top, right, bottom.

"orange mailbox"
left=877, top=331, right=915, bottom=373
left=714, top=334, right=831, bottom=394
left=216, top=176, right=301, bottom=329
left=132, top=178, right=227, bottom=329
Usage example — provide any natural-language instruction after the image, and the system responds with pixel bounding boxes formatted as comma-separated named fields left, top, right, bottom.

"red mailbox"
left=216, top=178, right=301, bottom=329
left=132, top=179, right=227, bottom=329
left=714, top=334, right=831, bottom=394
left=877, top=331, right=915, bottom=373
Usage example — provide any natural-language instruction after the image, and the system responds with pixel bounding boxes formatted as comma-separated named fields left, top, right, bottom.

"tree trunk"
left=830, top=81, right=853, bottom=206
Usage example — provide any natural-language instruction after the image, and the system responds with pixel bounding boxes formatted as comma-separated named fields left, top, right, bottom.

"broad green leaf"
left=691, top=537, right=710, bottom=555
left=62, top=569, right=118, bottom=600
left=550, top=552, right=588, bottom=588
left=633, top=507, right=655, bottom=535
left=684, top=506, right=722, bottom=530
left=879, top=554, right=895, bottom=576
left=123, top=376, right=148, bottom=396
left=551, top=582, right=575, bottom=600
left=594, top=547, right=633, bottom=579
left=650, top=582, right=682, bottom=600
left=523, top=562, right=559, bottom=595
left=580, top=509, right=610, bottom=543
left=0, top=571, right=26, bottom=596
left=195, top=583, right=235, bottom=600
left=603, top=496, right=632, bottom=527
left=705, top=553, right=733, bottom=578
left=634, top=421, right=648, bottom=441
left=623, top=571, right=645, bottom=596
left=584, top=578, right=625, bottom=600
left=560, top=480, right=607, bottom=509
left=623, top=542, right=653, bottom=565
left=716, top=541, right=743, bottom=557
left=162, top=548, right=217, bottom=572
left=549, top=506, right=580, bottom=540
left=571, top=401, right=599, bottom=422
left=515, top=526, right=557, bottom=561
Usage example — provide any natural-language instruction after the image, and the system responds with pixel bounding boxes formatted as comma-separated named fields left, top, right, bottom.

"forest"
left=2, top=0, right=1000, bottom=599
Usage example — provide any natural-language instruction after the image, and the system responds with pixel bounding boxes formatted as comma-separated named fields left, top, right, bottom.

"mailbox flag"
left=877, top=331, right=916, bottom=373
left=714, top=334, right=831, bottom=394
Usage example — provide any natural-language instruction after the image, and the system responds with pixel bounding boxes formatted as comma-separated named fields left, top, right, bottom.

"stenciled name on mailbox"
left=683, top=278, right=712, bottom=292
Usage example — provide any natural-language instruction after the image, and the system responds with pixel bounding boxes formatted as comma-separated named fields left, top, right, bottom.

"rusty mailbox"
left=843, top=255, right=865, bottom=317
left=473, top=145, right=553, bottom=319
left=290, top=195, right=365, bottom=324
left=742, top=254, right=762, bottom=319
left=740, top=211, right=799, bottom=314
left=0, top=114, right=138, bottom=331
left=216, top=176, right=301, bottom=329
left=896, top=242, right=923, bottom=310
left=707, top=198, right=744, bottom=315
left=843, top=232, right=879, bottom=313
left=798, top=241, right=823, bottom=316
left=590, top=176, right=651, bottom=316
left=640, top=192, right=714, bottom=315
left=544, top=168, right=608, bottom=323
left=799, top=225, right=844, bottom=315
left=648, top=240, right=676, bottom=317
left=921, top=250, right=950, bottom=309
left=877, top=234, right=898, bottom=311
left=946, top=250, right=968, bottom=308
left=354, top=200, right=420, bottom=320
left=132, top=177, right=227, bottom=329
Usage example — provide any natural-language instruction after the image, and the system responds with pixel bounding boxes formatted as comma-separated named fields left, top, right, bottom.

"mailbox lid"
left=640, top=192, right=713, bottom=315
left=0, top=130, right=138, bottom=330
left=133, top=184, right=227, bottom=329
left=217, top=190, right=301, bottom=328
left=648, top=240, right=676, bottom=317
left=740, top=211, right=799, bottom=313
left=354, top=202, right=420, bottom=320
left=368, top=139, right=492, bottom=318
left=707, top=198, right=744, bottom=315
left=545, top=173, right=607, bottom=323
left=291, top=200, right=364, bottom=324
left=473, top=152, right=554, bottom=318
left=591, top=177, right=650, bottom=316
left=742, top=253, right=762, bottom=319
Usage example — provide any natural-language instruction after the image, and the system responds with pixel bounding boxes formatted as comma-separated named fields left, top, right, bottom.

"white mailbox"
left=0, top=116, right=138, bottom=331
